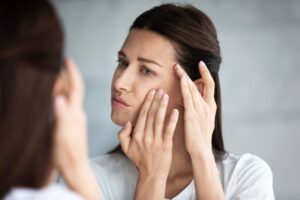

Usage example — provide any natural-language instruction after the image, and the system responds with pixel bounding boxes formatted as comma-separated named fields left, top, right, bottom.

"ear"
left=194, top=79, right=204, bottom=97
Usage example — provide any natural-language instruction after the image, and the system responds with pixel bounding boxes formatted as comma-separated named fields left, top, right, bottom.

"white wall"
left=52, top=0, right=300, bottom=199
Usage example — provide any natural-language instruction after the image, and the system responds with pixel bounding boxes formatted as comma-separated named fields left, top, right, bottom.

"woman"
left=91, top=3, right=275, bottom=200
left=0, top=0, right=101, bottom=199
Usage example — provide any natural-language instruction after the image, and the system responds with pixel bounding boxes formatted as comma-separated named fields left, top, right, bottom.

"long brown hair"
left=110, top=3, right=226, bottom=161
left=0, top=0, right=64, bottom=197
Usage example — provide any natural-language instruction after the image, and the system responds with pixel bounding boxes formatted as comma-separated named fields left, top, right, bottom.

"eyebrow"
left=118, top=50, right=164, bottom=68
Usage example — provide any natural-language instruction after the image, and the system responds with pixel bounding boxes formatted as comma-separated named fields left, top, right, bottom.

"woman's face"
left=111, top=29, right=182, bottom=126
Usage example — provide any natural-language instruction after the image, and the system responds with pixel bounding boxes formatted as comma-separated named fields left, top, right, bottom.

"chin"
left=111, top=110, right=137, bottom=127
left=111, top=113, right=130, bottom=127
left=111, top=118, right=125, bottom=126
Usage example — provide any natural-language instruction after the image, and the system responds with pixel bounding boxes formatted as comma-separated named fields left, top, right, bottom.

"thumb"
left=118, top=122, right=132, bottom=155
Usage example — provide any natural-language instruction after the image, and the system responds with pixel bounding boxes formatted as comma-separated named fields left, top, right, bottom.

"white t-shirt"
left=4, top=184, right=83, bottom=200
left=90, top=153, right=274, bottom=200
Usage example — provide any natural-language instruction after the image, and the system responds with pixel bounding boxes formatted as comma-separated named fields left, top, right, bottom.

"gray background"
left=52, top=0, right=300, bottom=199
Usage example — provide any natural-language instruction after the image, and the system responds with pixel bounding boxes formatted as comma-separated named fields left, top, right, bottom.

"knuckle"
left=143, top=137, right=152, bottom=146
left=162, top=141, right=172, bottom=150
left=140, top=107, right=148, bottom=116
left=133, top=134, right=141, bottom=142
left=153, top=139, right=162, bottom=147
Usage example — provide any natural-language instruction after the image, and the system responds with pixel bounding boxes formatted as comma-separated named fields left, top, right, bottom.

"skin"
left=53, top=59, right=102, bottom=200
left=113, top=29, right=225, bottom=200
left=111, top=29, right=182, bottom=126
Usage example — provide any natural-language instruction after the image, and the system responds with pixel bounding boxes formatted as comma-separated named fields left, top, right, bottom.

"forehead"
left=120, top=29, right=177, bottom=64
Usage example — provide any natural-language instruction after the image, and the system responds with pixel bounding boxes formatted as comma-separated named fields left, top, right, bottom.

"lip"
left=111, top=96, right=130, bottom=108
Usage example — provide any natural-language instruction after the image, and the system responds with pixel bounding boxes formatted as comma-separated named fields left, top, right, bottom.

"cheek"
left=131, top=89, right=152, bottom=123
left=163, top=77, right=182, bottom=113
left=130, top=79, right=166, bottom=125
left=166, top=88, right=182, bottom=113
left=111, top=88, right=150, bottom=126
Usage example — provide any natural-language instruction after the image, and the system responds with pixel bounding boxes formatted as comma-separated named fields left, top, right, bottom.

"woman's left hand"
left=175, top=61, right=225, bottom=199
left=174, top=61, right=217, bottom=158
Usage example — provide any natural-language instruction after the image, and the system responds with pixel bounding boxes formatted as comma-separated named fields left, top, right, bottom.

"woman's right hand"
left=118, top=89, right=179, bottom=200
left=54, top=59, right=102, bottom=200
left=53, top=59, right=87, bottom=176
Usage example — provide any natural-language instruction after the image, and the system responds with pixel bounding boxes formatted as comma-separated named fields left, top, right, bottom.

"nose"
left=113, top=66, right=134, bottom=93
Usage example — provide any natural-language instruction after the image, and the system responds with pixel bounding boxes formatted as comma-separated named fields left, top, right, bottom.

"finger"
left=194, top=79, right=204, bottom=97
left=133, top=89, right=156, bottom=139
left=186, top=74, right=204, bottom=111
left=54, top=95, right=67, bottom=124
left=199, top=61, right=215, bottom=104
left=144, top=89, right=164, bottom=141
left=163, top=109, right=179, bottom=141
left=53, top=95, right=68, bottom=145
left=174, top=65, right=194, bottom=111
left=65, top=58, right=85, bottom=108
left=118, top=122, right=132, bottom=155
left=174, top=64, right=204, bottom=110
left=154, top=93, right=169, bottom=140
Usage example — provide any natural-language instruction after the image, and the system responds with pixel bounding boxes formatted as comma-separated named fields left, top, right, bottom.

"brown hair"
left=110, top=3, right=226, bottom=161
left=0, top=0, right=64, bottom=197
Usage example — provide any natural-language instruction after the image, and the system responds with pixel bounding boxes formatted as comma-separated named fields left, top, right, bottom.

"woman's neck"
left=168, top=112, right=193, bottom=179
left=164, top=112, right=194, bottom=199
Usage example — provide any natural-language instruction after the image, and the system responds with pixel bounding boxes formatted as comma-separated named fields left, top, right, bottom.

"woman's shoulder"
left=4, top=184, right=82, bottom=200
left=89, top=153, right=138, bottom=200
left=221, top=153, right=270, bottom=165
left=220, top=153, right=273, bottom=177
left=219, top=153, right=274, bottom=199
left=90, top=152, right=135, bottom=171
left=90, top=152, right=138, bottom=182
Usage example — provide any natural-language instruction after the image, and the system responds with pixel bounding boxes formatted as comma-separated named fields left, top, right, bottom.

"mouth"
left=111, top=97, right=130, bottom=108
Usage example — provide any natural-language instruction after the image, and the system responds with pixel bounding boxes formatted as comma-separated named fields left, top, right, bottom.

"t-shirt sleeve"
left=227, top=154, right=275, bottom=200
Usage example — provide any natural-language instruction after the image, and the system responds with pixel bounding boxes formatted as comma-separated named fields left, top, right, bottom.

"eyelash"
left=116, top=59, right=155, bottom=77
left=140, top=65, right=154, bottom=77
left=116, top=59, right=128, bottom=68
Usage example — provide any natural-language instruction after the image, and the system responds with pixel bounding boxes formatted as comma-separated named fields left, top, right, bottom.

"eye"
left=140, top=66, right=154, bottom=76
left=116, top=59, right=128, bottom=68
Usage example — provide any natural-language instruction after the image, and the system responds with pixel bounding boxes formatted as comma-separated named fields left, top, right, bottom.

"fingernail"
left=162, top=93, right=169, bottom=101
left=199, top=61, right=205, bottom=68
left=149, top=89, right=156, bottom=96
left=157, top=89, right=163, bottom=96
